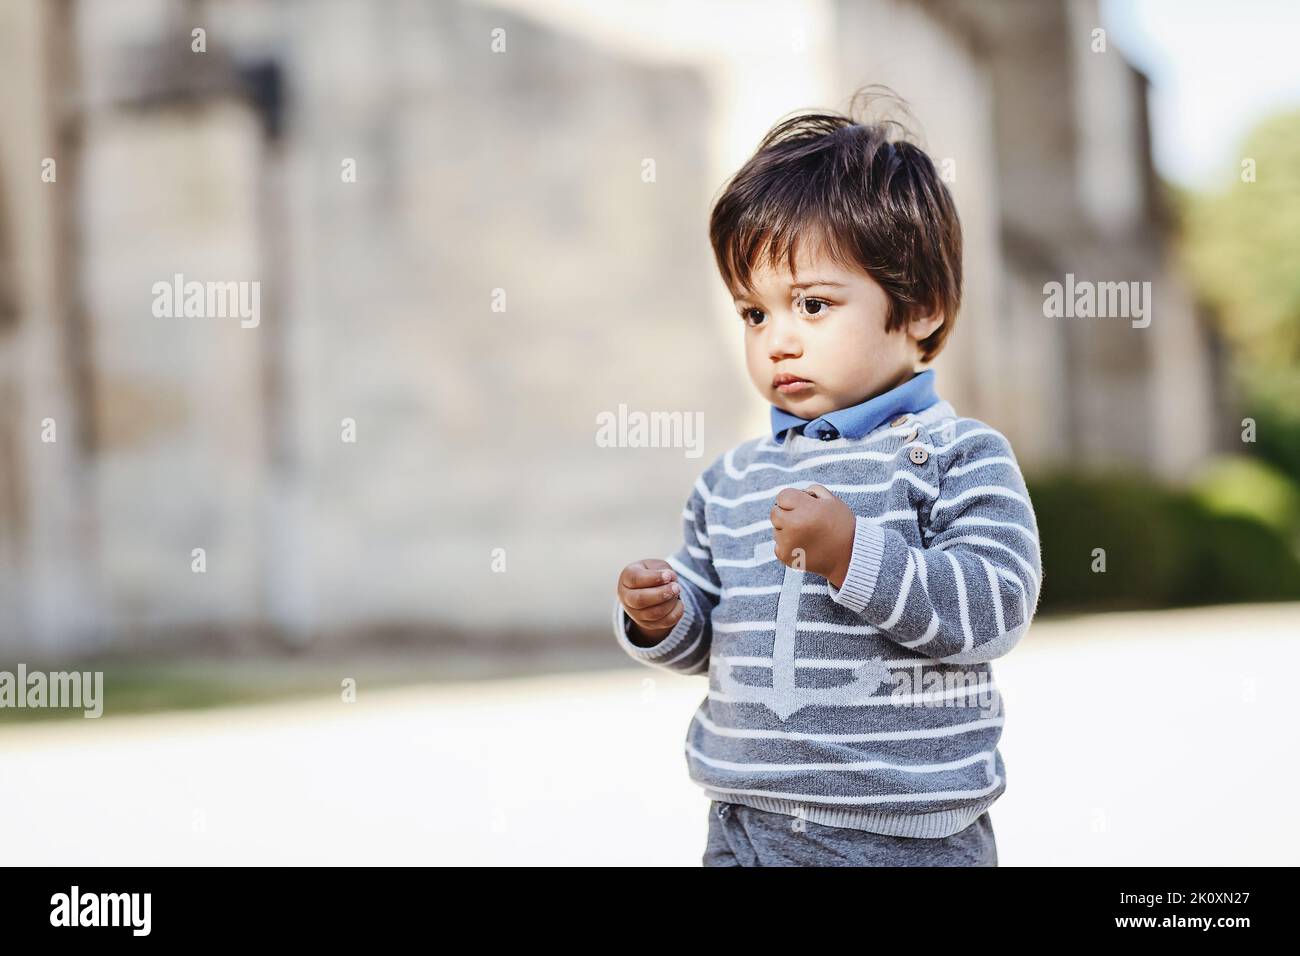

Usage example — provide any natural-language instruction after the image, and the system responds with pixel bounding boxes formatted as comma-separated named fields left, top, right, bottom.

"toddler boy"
left=614, top=102, right=1043, bottom=866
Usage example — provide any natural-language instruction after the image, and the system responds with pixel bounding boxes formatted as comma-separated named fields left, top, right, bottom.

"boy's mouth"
left=772, top=372, right=814, bottom=394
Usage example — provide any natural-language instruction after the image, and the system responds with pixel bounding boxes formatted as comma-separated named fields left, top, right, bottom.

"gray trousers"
left=703, top=800, right=998, bottom=867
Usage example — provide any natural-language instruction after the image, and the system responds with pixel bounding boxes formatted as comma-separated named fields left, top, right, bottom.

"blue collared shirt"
left=770, top=368, right=940, bottom=441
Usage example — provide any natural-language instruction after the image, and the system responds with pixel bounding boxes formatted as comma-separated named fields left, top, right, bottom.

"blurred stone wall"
left=2, top=0, right=739, bottom=655
left=838, top=0, right=1222, bottom=475
left=0, top=0, right=1225, bottom=657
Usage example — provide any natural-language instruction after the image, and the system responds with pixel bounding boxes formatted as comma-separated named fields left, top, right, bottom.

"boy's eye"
left=739, top=298, right=830, bottom=326
left=796, top=295, right=831, bottom=317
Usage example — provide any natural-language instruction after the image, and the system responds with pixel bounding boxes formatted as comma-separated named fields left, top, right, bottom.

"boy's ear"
left=907, top=309, right=945, bottom=342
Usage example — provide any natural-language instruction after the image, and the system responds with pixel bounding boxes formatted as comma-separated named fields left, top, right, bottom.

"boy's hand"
left=770, top=484, right=856, bottom=588
left=617, top=559, right=684, bottom=646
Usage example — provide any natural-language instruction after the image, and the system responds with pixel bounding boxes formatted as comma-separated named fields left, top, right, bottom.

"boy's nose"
left=767, top=314, right=803, bottom=359
left=768, top=333, right=802, bottom=359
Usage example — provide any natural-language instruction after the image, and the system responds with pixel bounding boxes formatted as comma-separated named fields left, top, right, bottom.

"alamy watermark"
left=1043, top=273, right=1151, bottom=328
left=0, top=664, right=103, bottom=718
left=596, top=404, right=704, bottom=459
left=888, top=664, right=998, bottom=711
left=152, top=273, right=260, bottom=328
left=50, top=886, right=150, bottom=936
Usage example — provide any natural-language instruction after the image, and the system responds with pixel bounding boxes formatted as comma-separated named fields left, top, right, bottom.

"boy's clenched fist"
left=616, top=558, right=683, bottom=647
left=769, top=484, right=857, bottom=588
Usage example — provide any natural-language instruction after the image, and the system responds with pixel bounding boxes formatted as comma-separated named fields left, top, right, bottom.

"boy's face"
left=732, top=245, right=942, bottom=421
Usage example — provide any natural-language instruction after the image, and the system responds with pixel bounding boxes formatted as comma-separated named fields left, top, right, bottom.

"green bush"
left=1243, top=403, right=1300, bottom=499
left=1025, top=470, right=1300, bottom=613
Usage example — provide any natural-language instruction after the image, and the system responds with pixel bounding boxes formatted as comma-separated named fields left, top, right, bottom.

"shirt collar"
left=770, top=368, right=939, bottom=441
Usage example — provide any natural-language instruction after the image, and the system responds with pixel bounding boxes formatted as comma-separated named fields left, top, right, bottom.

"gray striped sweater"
left=612, top=398, right=1043, bottom=838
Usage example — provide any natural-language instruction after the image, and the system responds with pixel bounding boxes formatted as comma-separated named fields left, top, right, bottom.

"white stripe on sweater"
left=725, top=445, right=935, bottom=480
left=721, top=583, right=870, bottom=598
left=709, top=510, right=917, bottom=539
left=930, top=484, right=1031, bottom=517
left=693, top=708, right=1003, bottom=743
left=930, top=427, right=1001, bottom=455
left=713, top=620, right=881, bottom=635
left=944, top=550, right=975, bottom=653
left=720, top=655, right=956, bottom=670
left=695, top=778, right=1005, bottom=805
left=714, top=553, right=779, bottom=568
left=686, top=743, right=996, bottom=774
left=980, top=555, right=1006, bottom=635
left=706, top=518, right=773, bottom=538
left=898, top=612, right=941, bottom=652
left=944, top=515, right=1039, bottom=544
left=931, top=535, right=1040, bottom=592
left=944, top=455, right=1017, bottom=478
left=705, top=472, right=938, bottom=508
left=881, top=550, right=916, bottom=631
left=666, top=555, right=720, bottom=596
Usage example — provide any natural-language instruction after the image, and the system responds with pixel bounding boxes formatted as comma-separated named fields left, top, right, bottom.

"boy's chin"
left=771, top=393, right=833, bottom=416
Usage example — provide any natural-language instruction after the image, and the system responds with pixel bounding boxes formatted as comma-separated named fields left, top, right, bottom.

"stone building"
left=0, top=0, right=1226, bottom=657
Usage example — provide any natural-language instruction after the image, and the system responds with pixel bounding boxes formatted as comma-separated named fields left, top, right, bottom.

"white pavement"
left=2, top=602, right=1297, bottom=865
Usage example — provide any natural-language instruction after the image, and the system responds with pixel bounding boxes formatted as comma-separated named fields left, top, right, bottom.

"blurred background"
left=1, top=0, right=1298, bottom=865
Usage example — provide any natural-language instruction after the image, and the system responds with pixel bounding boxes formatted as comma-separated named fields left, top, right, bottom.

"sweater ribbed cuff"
left=827, top=516, right=886, bottom=614
left=611, top=586, right=698, bottom=663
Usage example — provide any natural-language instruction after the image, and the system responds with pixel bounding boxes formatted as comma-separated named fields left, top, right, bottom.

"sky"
left=1102, top=0, right=1300, bottom=188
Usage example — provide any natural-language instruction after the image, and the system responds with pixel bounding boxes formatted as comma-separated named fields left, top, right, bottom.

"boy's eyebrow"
left=790, top=279, right=847, bottom=289
left=732, top=279, right=847, bottom=301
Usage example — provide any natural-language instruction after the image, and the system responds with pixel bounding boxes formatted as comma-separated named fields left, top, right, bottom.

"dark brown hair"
left=708, top=88, right=962, bottom=363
